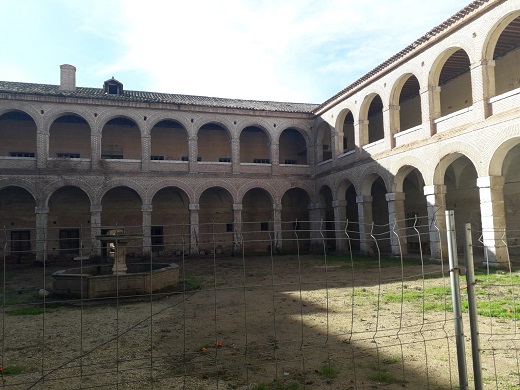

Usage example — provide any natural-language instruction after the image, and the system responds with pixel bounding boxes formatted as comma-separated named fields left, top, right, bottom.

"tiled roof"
left=0, top=81, right=318, bottom=114
left=314, top=0, right=491, bottom=113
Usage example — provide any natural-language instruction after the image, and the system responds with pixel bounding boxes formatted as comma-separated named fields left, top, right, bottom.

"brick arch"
left=334, top=105, right=357, bottom=132
left=96, top=112, right=144, bottom=136
left=237, top=182, right=276, bottom=204
left=358, top=88, right=386, bottom=120
left=335, top=176, right=357, bottom=202
left=430, top=142, right=483, bottom=185
left=481, top=6, right=520, bottom=61
left=43, top=180, right=95, bottom=207
left=279, top=183, right=315, bottom=204
left=428, top=44, right=475, bottom=87
left=277, top=118, right=312, bottom=142
left=146, top=180, right=195, bottom=205
left=488, top=123, right=520, bottom=176
left=97, top=180, right=145, bottom=204
left=0, top=179, right=37, bottom=202
left=0, top=105, right=40, bottom=126
left=317, top=183, right=334, bottom=206
left=146, top=114, right=191, bottom=137
left=43, top=109, right=94, bottom=134
left=277, top=124, right=311, bottom=149
left=391, top=156, right=429, bottom=192
left=194, top=181, right=238, bottom=204
left=236, top=119, right=273, bottom=142
left=359, top=166, right=392, bottom=195
left=389, top=72, right=422, bottom=107
left=193, top=117, right=234, bottom=138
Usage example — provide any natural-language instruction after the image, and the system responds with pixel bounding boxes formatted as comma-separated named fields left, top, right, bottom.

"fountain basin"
left=52, top=263, right=179, bottom=299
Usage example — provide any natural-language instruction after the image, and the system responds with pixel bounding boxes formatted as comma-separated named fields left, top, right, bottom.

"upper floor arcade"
left=313, top=0, right=520, bottom=169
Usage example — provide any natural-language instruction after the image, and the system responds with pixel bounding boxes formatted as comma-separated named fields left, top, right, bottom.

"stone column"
left=142, top=204, right=152, bottom=255
left=470, top=60, right=494, bottom=120
left=272, top=203, right=282, bottom=253
left=141, top=134, right=151, bottom=172
left=477, top=176, right=508, bottom=267
left=356, top=196, right=373, bottom=255
left=91, top=133, right=101, bottom=169
left=189, top=203, right=199, bottom=254
left=386, top=192, right=407, bottom=256
left=424, top=185, right=448, bottom=261
left=36, top=125, right=48, bottom=169
left=90, top=204, right=102, bottom=257
left=333, top=200, right=347, bottom=253
left=233, top=203, right=242, bottom=254
left=270, top=142, right=279, bottom=175
left=35, top=207, right=49, bottom=262
left=188, top=137, right=198, bottom=173
left=384, top=104, right=400, bottom=150
left=308, top=203, right=325, bottom=251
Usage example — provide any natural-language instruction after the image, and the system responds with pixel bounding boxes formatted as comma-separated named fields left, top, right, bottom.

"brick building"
left=0, top=0, right=519, bottom=266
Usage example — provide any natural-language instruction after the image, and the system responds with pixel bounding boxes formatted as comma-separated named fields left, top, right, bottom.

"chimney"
left=59, top=64, right=76, bottom=91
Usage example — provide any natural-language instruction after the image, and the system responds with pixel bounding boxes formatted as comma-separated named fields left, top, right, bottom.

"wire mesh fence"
left=0, top=215, right=519, bottom=389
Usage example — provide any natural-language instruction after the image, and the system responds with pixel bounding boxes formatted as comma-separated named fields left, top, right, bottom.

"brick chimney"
left=59, top=64, right=76, bottom=91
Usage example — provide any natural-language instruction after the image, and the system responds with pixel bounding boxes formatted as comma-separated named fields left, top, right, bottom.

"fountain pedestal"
left=95, top=233, right=143, bottom=275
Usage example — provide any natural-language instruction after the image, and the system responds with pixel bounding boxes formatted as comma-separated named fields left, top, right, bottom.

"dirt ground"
left=1, top=254, right=519, bottom=389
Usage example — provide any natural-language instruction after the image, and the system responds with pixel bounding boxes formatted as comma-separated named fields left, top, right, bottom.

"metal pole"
left=445, top=210, right=468, bottom=390
left=465, top=223, right=483, bottom=390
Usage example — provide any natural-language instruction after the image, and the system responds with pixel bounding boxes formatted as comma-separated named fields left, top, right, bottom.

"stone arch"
left=237, top=182, right=276, bottom=205
left=391, top=156, right=428, bottom=193
left=193, top=118, right=234, bottom=138
left=100, top=115, right=142, bottom=160
left=0, top=178, right=37, bottom=201
left=390, top=72, right=422, bottom=132
left=149, top=118, right=189, bottom=161
left=98, top=181, right=145, bottom=205
left=0, top=110, right=38, bottom=159
left=44, top=109, right=94, bottom=133
left=489, top=126, right=520, bottom=177
left=238, top=124, right=272, bottom=163
left=147, top=114, right=192, bottom=136
left=43, top=179, right=94, bottom=207
left=315, top=119, right=333, bottom=162
left=359, top=92, right=384, bottom=145
left=146, top=180, right=195, bottom=205
left=360, top=167, right=391, bottom=196
left=432, top=145, right=483, bottom=185
left=194, top=181, right=238, bottom=204
left=47, top=113, right=92, bottom=159
left=278, top=127, right=309, bottom=165
left=335, top=107, right=356, bottom=154
left=0, top=106, right=40, bottom=126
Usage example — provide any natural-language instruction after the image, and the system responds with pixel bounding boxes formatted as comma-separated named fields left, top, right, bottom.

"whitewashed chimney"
left=59, top=64, right=76, bottom=91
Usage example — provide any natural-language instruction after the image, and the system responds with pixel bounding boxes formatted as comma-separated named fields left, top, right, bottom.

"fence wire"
left=0, top=216, right=518, bottom=389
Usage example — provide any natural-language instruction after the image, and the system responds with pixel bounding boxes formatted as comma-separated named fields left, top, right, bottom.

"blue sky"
left=1, top=0, right=471, bottom=103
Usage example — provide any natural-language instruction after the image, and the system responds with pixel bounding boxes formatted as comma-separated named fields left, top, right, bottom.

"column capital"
left=477, top=175, right=505, bottom=189
left=356, top=195, right=373, bottom=204
left=272, top=203, right=282, bottom=211
left=189, top=203, right=200, bottom=211
left=385, top=192, right=405, bottom=202
left=423, top=184, right=446, bottom=196
left=141, top=204, right=153, bottom=213
left=308, top=202, right=324, bottom=210
left=90, top=204, right=102, bottom=213
left=233, top=203, right=243, bottom=211
left=332, top=200, right=347, bottom=208
left=35, top=207, right=49, bottom=214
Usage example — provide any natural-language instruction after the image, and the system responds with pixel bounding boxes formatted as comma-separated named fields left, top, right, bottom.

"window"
left=151, top=226, right=164, bottom=251
left=59, top=229, right=80, bottom=254
left=11, top=230, right=30, bottom=255
left=9, top=152, right=35, bottom=158
left=101, top=154, right=124, bottom=159
left=253, top=158, right=270, bottom=164
left=226, top=223, right=233, bottom=232
left=57, top=152, right=80, bottom=158
left=181, top=156, right=188, bottom=161
left=197, top=156, right=202, bottom=162
left=218, top=157, right=231, bottom=163
left=151, top=155, right=164, bottom=160
left=260, top=222, right=269, bottom=231
left=284, top=159, right=297, bottom=164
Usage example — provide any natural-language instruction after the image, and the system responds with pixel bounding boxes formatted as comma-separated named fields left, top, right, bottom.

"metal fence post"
left=446, top=210, right=468, bottom=390
left=465, top=222, right=483, bottom=390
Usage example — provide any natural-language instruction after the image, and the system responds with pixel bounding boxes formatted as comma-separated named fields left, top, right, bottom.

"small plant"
left=316, top=365, right=338, bottom=379
left=255, top=380, right=301, bottom=390
left=1, top=366, right=25, bottom=375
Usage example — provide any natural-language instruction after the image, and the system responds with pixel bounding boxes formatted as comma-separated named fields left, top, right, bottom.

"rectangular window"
left=101, top=154, right=124, bottom=159
left=260, top=222, right=269, bottom=231
left=197, top=156, right=202, bottom=161
left=151, top=226, right=164, bottom=251
left=57, top=152, right=80, bottom=158
left=9, top=152, right=35, bottom=158
left=226, top=223, right=233, bottom=232
left=253, top=158, right=270, bottom=164
left=11, top=230, right=31, bottom=255
left=151, top=155, right=165, bottom=160
left=284, top=159, right=297, bottom=164
left=218, top=157, right=231, bottom=162
left=181, top=156, right=189, bottom=161
left=59, top=229, right=80, bottom=254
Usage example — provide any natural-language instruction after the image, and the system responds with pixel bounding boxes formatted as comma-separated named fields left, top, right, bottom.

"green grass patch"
left=316, top=365, right=338, bottom=379
left=5, top=302, right=63, bottom=316
left=1, top=366, right=26, bottom=375
left=369, top=368, right=405, bottom=385
left=255, top=380, right=301, bottom=390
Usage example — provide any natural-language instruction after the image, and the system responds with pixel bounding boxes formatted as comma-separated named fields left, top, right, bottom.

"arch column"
left=356, top=120, right=369, bottom=148
left=142, top=204, right=152, bottom=255
left=421, top=86, right=440, bottom=136
left=233, top=203, right=242, bottom=254
left=471, top=60, right=495, bottom=120
left=36, top=126, right=48, bottom=169
left=272, top=203, right=282, bottom=252
left=189, top=203, right=199, bottom=254
left=308, top=203, right=325, bottom=250
left=270, top=142, right=279, bottom=175
left=90, top=204, right=102, bottom=257
left=231, top=137, right=240, bottom=174
left=141, top=134, right=151, bottom=172
left=35, top=206, right=49, bottom=262
left=188, top=137, right=198, bottom=173
left=356, top=195, right=373, bottom=255
left=384, top=104, right=400, bottom=150
left=477, top=176, right=508, bottom=267
left=333, top=200, right=347, bottom=252
left=91, top=133, right=101, bottom=169
left=424, top=185, right=448, bottom=261
left=386, top=192, right=407, bottom=256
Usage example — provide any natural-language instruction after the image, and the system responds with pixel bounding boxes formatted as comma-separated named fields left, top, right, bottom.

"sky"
left=0, top=0, right=471, bottom=104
